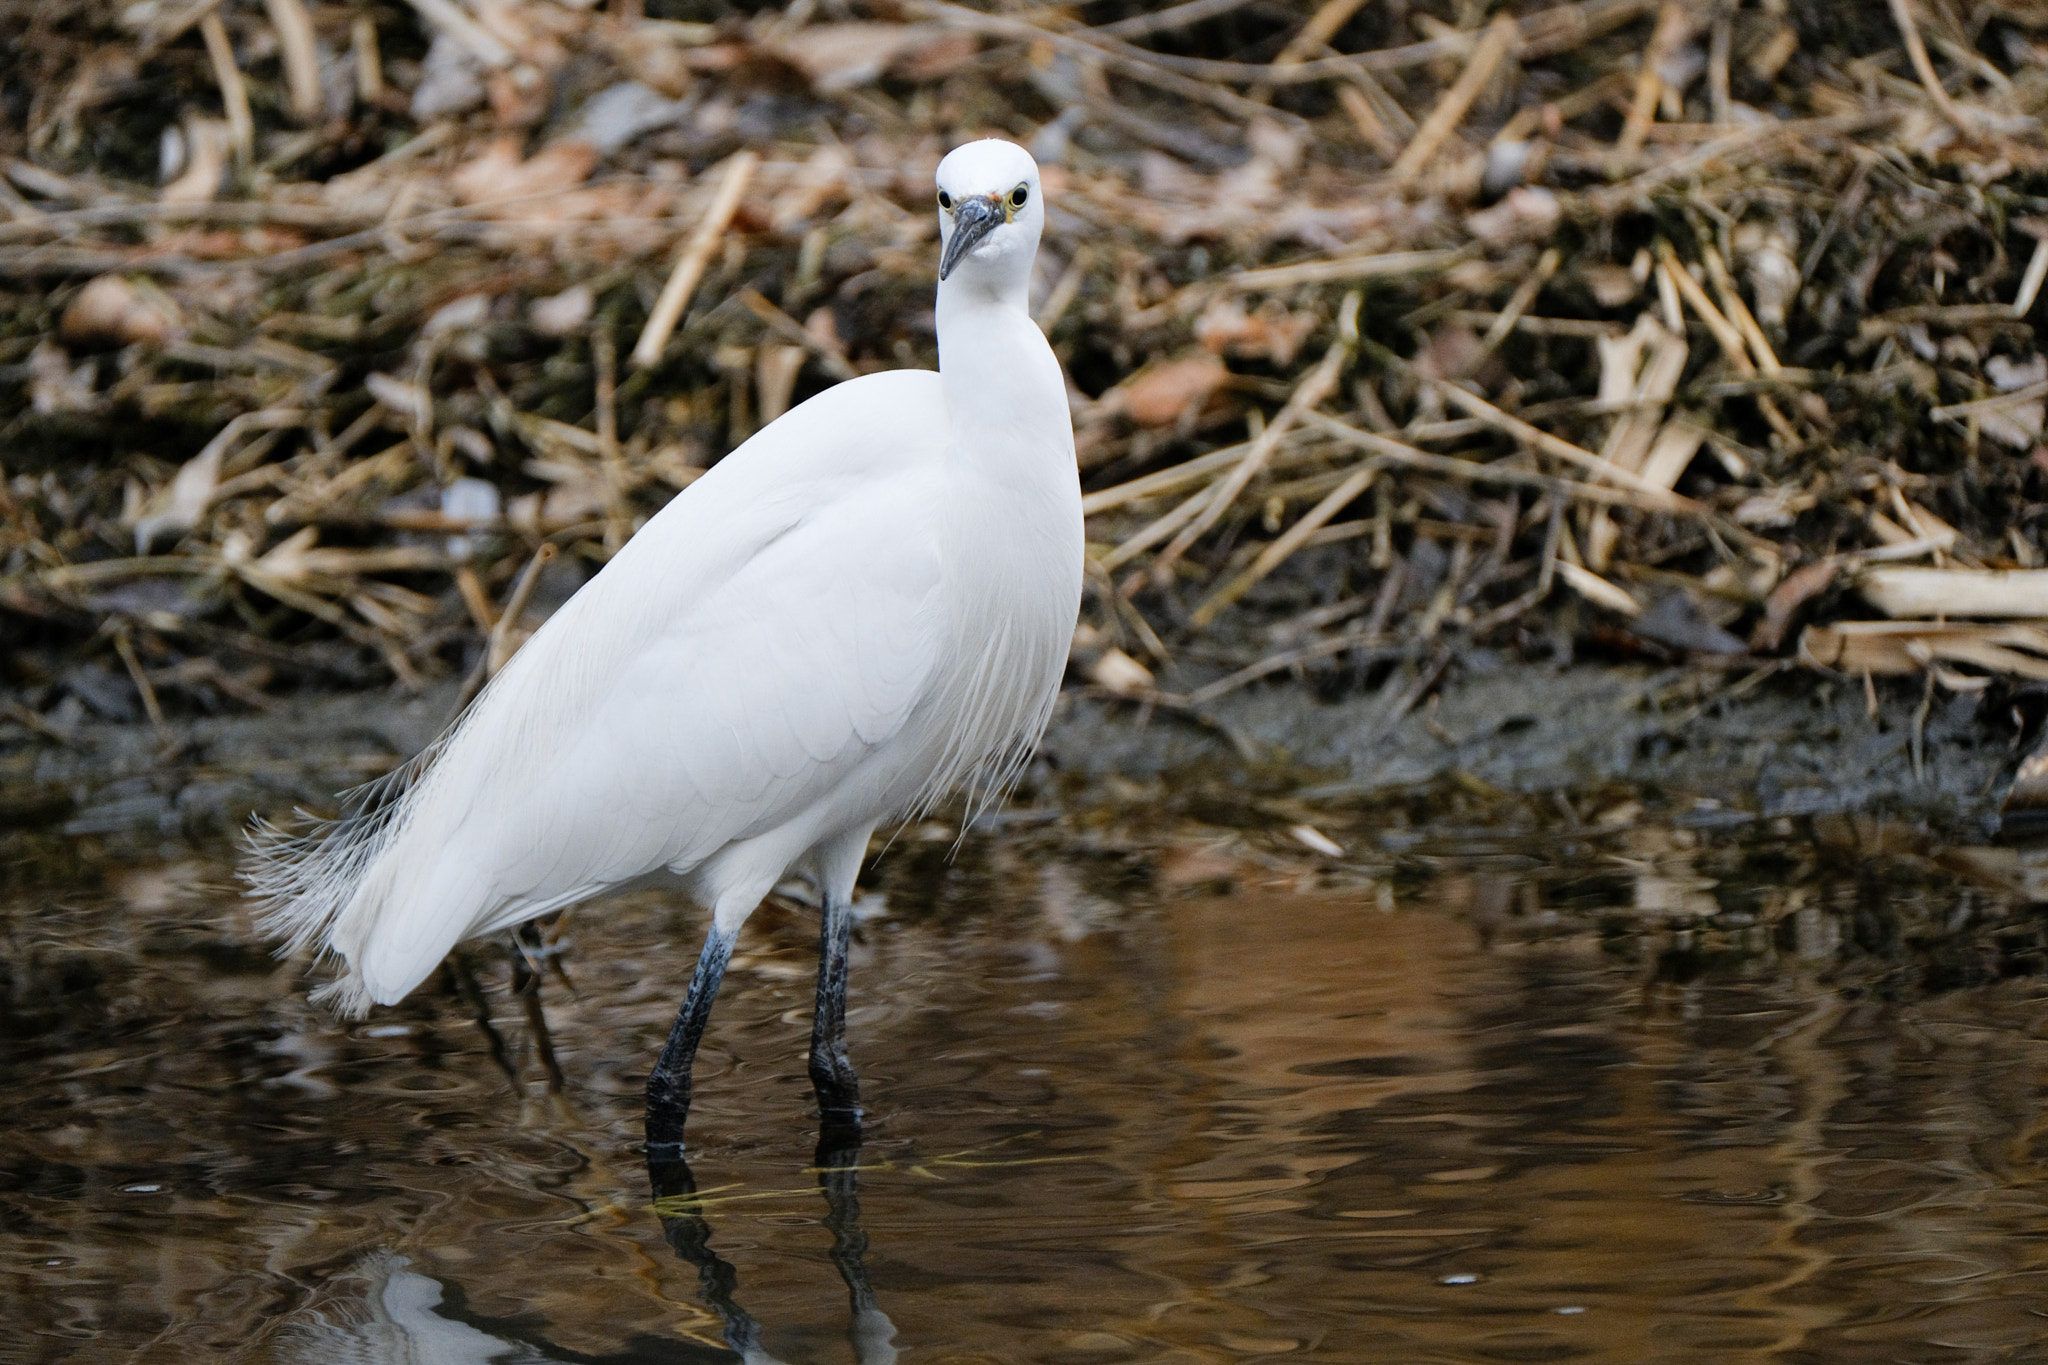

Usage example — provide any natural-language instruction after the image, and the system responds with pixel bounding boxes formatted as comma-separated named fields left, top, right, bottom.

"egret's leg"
left=645, top=924, right=739, bottom=1158
left=808, top=824, right=875, bottom=1124
left=808, top=892, right=862, bottom=1122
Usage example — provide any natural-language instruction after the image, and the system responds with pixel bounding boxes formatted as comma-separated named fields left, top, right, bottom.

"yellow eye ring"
left=1009, top=185, right=1028, bottom=209
left=937, top=189, right=954, bottom=211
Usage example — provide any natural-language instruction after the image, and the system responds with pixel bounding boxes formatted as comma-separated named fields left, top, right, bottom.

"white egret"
left=246, top=138, right=1084, bottom=1155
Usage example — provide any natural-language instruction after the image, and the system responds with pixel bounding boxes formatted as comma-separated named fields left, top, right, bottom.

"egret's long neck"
left=935, top=276, right=1072, bottom=485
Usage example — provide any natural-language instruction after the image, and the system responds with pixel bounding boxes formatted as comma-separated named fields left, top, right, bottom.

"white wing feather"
left=247, top=371, right=950, bottom=1012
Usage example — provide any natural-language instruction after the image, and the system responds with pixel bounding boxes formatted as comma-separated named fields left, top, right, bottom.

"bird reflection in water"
left=270, top=1116, right=896, bottom=1364
left=649, top=1114, right=898, bottom=1365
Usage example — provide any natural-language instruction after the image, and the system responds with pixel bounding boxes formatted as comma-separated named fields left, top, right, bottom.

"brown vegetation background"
left=3, top=0, right=2047, bottom=746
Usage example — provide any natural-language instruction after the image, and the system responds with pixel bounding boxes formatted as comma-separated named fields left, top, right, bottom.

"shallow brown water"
left=6, top=816, right=2048, bottom=1364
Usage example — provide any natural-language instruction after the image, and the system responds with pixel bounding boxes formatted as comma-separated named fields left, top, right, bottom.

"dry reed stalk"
left=1477, top=247, right=1560, bottom=359
left=1083, top=433, right=1307, bottom=517
left=1216, top=248, right=1466, bottom=295
left=1189, top=462, right=1381, bottom=627
left=2013, top=235, right=2048, bottom=316
left=914, top=0, right=1302, bottom=125
left=1930, top=381, right=2048, bottom=423
left=1077, top=0, right=1656, bottom=86
left=261, top=0, right=324, bottom=122
left=352, top=16, right=384, bottom=104
left=1336, top=85, right=1403, bottom=160
left=112, top=629, right=170, bottom=742
left=1301, top=412, right=1681, bottom=512
left=1096, top=0, right=1262, bottom=40
left=1654, top=240, right=1800, bottom=443
left=739, top=288, right=856, bottom=380
left=198, top=13, right=254, bottom=166
left=633, top=151, right=757, bottom=370
left=1612, top=3, right=1689, bottom=169
left=1425, top=381, right=1695, bottom=511
left=1886, top=0, right=1974, bottom=136
left=1388, top=15, right=1518, bottom=189
left=1103, top=477, right=1227, bottom=574
left=1270, top=0, right=1373, bottom=71
left=1143, top=294, right=1358, bottom=587
left=487, top=543, right=559, bottom=678
left=1701, top=244, right=1781, bottom=375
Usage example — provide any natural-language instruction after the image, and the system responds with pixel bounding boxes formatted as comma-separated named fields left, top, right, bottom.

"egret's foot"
left=808, top=1048, right=863, bottom=1125
left=645, top=1065, right=698, bottom=1154
left=810, top=890, right=861, bottom=1123
left=814, top=1100, right=864, bottom=1167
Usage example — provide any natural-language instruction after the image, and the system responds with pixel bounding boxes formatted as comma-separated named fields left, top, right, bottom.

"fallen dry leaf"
left=1753, top=557, right=1840, bottom=650
left=451, top=137, right=599, bottom=208
left=60, top=275, right=181, bottom=347
left=771, top=24, right=964, bottom=94
left=1195, top=296, right=1315, bottom=366
left=1121, top=355, right=1228, bottom=428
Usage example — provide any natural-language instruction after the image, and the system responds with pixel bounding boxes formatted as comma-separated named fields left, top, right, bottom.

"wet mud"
left=1, top=660, right=2025, bottom=873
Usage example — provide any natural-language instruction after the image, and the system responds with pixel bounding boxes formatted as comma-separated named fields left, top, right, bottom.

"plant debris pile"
left=5, top=0, right=2048, bottom=749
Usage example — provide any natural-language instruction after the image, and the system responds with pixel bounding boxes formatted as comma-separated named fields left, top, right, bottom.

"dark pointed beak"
left=938, top=195, right=1002, bottom=281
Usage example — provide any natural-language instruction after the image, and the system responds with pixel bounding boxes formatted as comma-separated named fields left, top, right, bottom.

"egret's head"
left=934, top=139, right=1043, bottom=288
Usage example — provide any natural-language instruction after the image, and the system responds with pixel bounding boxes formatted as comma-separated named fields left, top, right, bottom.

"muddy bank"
left=1047, top=659, right=2022, bottom=832
left=2, top=661, right=2027, bottom=870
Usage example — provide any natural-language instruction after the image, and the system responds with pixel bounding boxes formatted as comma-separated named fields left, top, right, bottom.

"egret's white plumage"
left=246, top=140, right=1083, bottom=1036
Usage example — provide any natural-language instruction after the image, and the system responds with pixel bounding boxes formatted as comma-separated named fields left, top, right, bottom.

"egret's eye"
left=937, top=189, right=954, bottom=211
left=1009, top=185, right=1029, bottom=208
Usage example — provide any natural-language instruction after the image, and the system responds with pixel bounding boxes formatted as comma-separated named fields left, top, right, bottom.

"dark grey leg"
left=645, top=924, right=738, bottom=1159
left=808, top=894, right=862, bottom=1123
